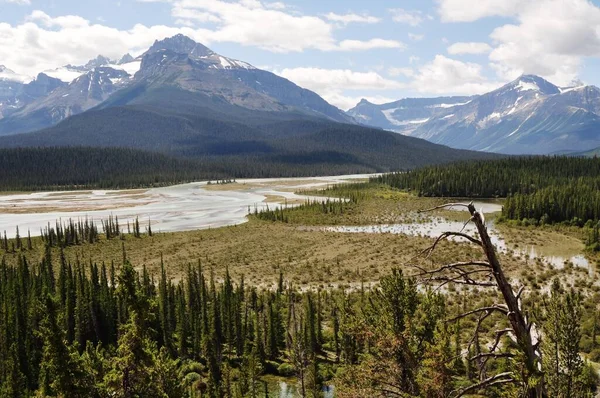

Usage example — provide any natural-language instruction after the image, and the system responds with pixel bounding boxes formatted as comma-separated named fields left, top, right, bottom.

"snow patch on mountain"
left=0, top=66, right=32, bottom=84
left=515, top=80, right=540, bottom=92
left=107, top=60, right=141, bottom=76
left=44, top=67, right=87, bottom=83
left=427, top=101, right=471, bottom=109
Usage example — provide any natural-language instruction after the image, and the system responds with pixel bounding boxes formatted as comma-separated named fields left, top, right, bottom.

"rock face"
left=0, top=73, right=66, bottom=120
left=0, top=67, right=130, bottom=135
left=347, top=96, right=474, bottom=135
left=0, top=34, right=352, bottom=136
left=349, top=74, right=600, bottom=155
left=133, top=34, right=353, bottom=121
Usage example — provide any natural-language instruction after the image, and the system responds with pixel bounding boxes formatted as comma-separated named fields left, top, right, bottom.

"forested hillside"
left=0, top=147, right=225, bottom=191
left=374, top=156, right=600, bottom=225
left=0, top=250, right=595, bottom=397
left=0, top=126, right=499, bottom=191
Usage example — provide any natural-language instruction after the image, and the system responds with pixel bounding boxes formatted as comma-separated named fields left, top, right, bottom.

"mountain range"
left=2, top=36, right=599, bottom=158
left=348, top=75, right=600, bottom=154
left=0, top=34, right=496, bottom=175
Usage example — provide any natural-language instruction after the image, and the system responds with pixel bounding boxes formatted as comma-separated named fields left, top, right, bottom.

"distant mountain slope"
left=0, top=67, right=131, bottom=135
left=0, top=34, right=352, bottom=136
left=560, top=146, right=600, bottom=157
left=349, top=75, right=600, bottom=155
left=0, top=72, right=66, bottom=120
left=347, top=96, right=474, bottom=134
left=0, top=93, right=499, bottom=173
left=0, top=34, right=501, bottom=175
left=0, top=146, right=223, bottom=191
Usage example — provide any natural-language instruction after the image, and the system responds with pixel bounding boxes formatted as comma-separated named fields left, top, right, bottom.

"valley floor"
left=3, top=182, right=597, bottom=295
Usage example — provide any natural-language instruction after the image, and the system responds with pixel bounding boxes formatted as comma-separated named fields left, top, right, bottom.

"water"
left=325, top=216, right=590, bottom=271
left=0, top=174, right=371, bottom=238
left=444, top=200, right=503, bottom=214
left=0, top=181, right=588, bottom=272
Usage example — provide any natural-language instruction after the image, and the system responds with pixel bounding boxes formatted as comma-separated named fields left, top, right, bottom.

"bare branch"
left=446, top=305, right=509, bottom=323
left=427, top=274, right=496, bottom=292
left=469, top=352, right=515, bottom=362
left=411, top=261, right=491, bottom=277
left=418, top=202, right=471, bottom=213
left=460, top=216, right=474, bottom=233
left=422, top=232, right=483, bottom=259
left=489, top=328, right=513, bottom=354
left=451, top=372, right=516, bottom=398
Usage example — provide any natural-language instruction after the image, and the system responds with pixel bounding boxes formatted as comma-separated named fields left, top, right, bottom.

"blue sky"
left=2, top=0, right=600, bottom=109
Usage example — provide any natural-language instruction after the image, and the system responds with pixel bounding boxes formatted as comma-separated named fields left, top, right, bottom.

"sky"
left=2, top=0, right=600, bottom=110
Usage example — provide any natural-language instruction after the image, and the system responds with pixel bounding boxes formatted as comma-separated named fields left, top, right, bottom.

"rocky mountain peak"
left=145, top=34, right=214, bottom=59
left=0, top=65, right=32, bottom=83
left=84, top=55, right=112, bottom=70
left=505, top=74, right=560, bottom=95
left=117, top=53, right=135, bottom=65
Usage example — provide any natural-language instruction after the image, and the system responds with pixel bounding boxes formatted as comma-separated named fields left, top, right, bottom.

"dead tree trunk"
left=417, top=202, right=544, bottom=397
left=467, top=203, right=543, bottom=398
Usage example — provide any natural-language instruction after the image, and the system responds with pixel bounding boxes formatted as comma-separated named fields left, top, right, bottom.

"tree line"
left=2, top=215, right=152, bottom=253
left=374, top=156, right=600, bottom=224
left=0, top=248, right=597, bottom=396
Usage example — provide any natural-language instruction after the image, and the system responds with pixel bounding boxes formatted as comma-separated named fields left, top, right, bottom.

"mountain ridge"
left=348, top=74, right=600, bottom=154
left=0, top=34, right=352, bottom=135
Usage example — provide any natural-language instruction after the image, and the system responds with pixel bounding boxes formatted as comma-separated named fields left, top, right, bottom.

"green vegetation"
left=375, top=156, right=600, bottom=197
left=502, top=182, right=600, bottom=226
left=0, top=147, right=223, bottom=191
left=1, top=168, right=599, bottom=396
left=0, top=248, right=596, bottom=397
left=0, top=144, right=485, bottom=192
left=375, top=156, right=600, bottom=226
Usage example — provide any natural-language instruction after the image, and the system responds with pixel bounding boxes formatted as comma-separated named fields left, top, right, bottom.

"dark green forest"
left=0, top=147, right=223, bottom=191
left=0, top=248, right=597, bottom=397
left=374, top=156, right=600, bottom=225
left=0, top=143, right=488, bottom=192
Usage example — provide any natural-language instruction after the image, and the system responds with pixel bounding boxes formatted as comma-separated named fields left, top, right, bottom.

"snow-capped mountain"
left=43, top=54, right=142, bottom=83
left=0, top=34, right=352, bottom=135
left=0, top=65, right=32, bottom=84
left=347, top=96, right=474, bottom=135
left=0, top=73, right=66, bottom=120
left=0, top=66, right=131, bottom=134
left=349, top=75, right=600, bottom=154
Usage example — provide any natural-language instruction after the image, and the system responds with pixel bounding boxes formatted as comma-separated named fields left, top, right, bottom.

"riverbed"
left=325, top=216, right=590, bottom=271
left=0, top=175, right=371, bottom=238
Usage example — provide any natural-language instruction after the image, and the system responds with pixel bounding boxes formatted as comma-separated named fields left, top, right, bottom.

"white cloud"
left=447, top=42, right=492, bottom=55
left=170, top=0, right=398, bottom=53
left=388, top=67, right=414, bottom=78
left=410, top=55, right=499, bottom=94
left=408, top=33, right=424, bottom=41
left=3, top=0, right=31, bottom=4
left=277, top=67, right=404, bottom=91
left=438, top=0, right=600, bottom=86
left=409, top=56, right=420, bottom=64
left=488, top=0, right=600, bottom=85
left=265, top=2, right=285, bottom=10
left=0, top=1, right=404, bottom=77
left=0, top=11, right=205, bottom=76
left=390, top=9, right=424, bottom=26
left=171, top=0, right=336, bottom=52
left=324, top=12, right=380, bottom=25
left=275, top=67, right=404, bottom=110
left=171, top=6, right=221, bottom=23
left=337, top=38, right=405, bottom=52
left=436, top=0, right=524, bottom=22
